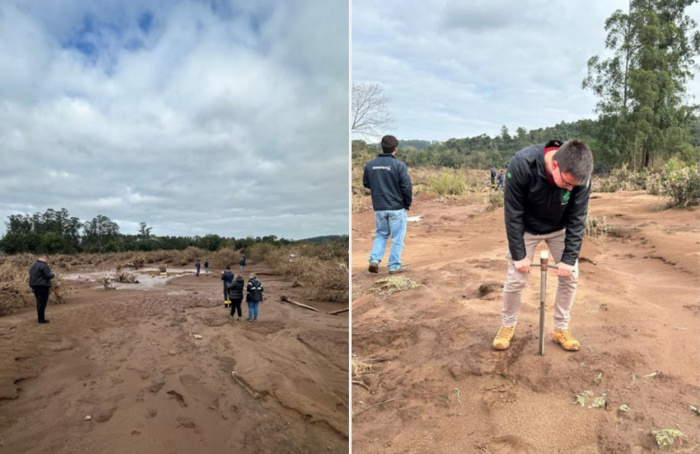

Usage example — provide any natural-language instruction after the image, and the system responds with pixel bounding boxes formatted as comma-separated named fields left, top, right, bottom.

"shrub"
left=585, top=214, right=608, bottom=237
left=263, top=244, right=348, bottom=303
left=428, top=170, right=471, bottom=196
left=487, top=191, right=504, bottom=211
left=658, top=158, right=700, bottom=207
left=593, top=164, right=648, bottom=192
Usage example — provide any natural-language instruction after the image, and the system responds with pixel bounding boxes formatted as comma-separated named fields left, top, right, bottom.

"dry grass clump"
left=0, top=261, right=71, bottom=315
left=593, top=165, right=649, bottom=193
left=115, top=271, right=138, bottom=283
left=369, top=276, right=420, bottom=296
left=585, top=214, right=608, bottom=238
left=264, top=245, right=348, bottom=303
left=486, top=191, right=504, bottom=211
left=209, top=247, right=240, bottom=270
left=653, top=429, right=685, bottom=448
left=0, top=261, right=35, bottom=315
left=352, top=356, right=373, bottom=383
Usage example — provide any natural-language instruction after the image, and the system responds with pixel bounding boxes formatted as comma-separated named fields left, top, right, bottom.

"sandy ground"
left=0, top=264, right=348, bottom=453
left=351, top=191, right=699, bottom=453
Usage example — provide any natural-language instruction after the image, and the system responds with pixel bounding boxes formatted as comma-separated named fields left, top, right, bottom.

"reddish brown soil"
left=0, top=264, right=348, bottom=453
left=352, top=191, right=699, bottom=453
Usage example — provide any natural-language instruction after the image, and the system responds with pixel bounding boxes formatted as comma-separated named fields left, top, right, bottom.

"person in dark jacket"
left=363, top=135, right=413, bottom=275
left=490, top=167, right=497, bottom=189
left=204, top=259, right=210, bottom=275
left=239, top=253, right=247, bottom=273
left=246, top=273, right=264, bottom=321
left=495, top=170, right=505, bottom=190
left=493, top=139, right=593, bottom=352
left=227, top=274, right=245, bottom=320
left=195, top=259, right=201, bottom=277
left=29, top=254, right=55, bottom=324
left=221, top=266, right=234, bottom=307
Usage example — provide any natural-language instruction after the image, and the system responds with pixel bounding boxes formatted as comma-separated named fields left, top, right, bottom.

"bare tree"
left=351, top=83, right=394, bottom=138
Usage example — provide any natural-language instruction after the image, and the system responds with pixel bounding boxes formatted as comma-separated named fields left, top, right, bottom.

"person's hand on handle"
left=514, top=257, right=531, bottom=273
left=555, top=262, right=574, bottom=277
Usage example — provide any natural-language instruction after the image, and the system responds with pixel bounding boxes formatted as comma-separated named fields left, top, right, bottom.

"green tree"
left=82, top=215, right=120, bottom=253
left=583, top=0, right=700, bottom=169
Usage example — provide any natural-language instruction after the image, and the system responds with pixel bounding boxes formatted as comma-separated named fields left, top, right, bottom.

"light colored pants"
left=369, top=209, right=407, bottom=271
left=502, top=229, right=579, bottom=330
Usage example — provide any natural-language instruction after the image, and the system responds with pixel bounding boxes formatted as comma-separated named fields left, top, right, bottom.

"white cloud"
left=353, top=0, right=700, bottom=141
left=0, top=0, right=349, bottom=239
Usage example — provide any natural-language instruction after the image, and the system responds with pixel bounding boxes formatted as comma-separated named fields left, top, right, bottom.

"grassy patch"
left=369, top=276, right=420, bottom=296
left=585, top=214, right=608, bottom=238
left=653, top=429, right=685, bottom=448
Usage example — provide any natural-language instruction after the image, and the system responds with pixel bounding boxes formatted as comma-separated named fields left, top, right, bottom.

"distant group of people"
left=221, top=267, right=263, bottom=321
left=363, top=134, right=593, bottom=352
left=26, top=251, right=256, bottom=325
left=192, top=252, right=260, bottom=320
left=194, top=259, right=208, bottom=276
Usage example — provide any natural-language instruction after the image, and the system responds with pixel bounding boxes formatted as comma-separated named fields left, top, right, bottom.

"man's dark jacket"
left=362, top=153, right=412, bottom=211
left=29, top=260, right=55, bottom=287
left=504, top=142, right=590, bottom=266
left=246, top=278, right=264, bottom=302
left=221, top=270, right=234, bottom=286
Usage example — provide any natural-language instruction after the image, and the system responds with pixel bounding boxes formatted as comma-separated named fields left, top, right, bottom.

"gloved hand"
left=555, top=262, right=575, bottom=277
left=513, top=257, right=531, bottom=273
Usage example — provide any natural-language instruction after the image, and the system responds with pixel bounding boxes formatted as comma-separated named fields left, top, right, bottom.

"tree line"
left=0, top=208, right=299, bottom=255
left=354, top=115, right=699, bottom=173
left=353, top=1, right=700, bottom=173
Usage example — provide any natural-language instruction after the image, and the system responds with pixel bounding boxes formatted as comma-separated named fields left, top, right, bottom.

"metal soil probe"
left=532, top=250, right=556, bottom=355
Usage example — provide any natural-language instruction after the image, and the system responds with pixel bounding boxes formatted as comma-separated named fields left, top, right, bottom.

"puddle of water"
left=63, top=267, right=193, bottom=291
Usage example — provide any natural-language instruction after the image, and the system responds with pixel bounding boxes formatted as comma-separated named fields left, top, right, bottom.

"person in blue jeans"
left=495, top=170, right=505, bottom=190
left=363, top=135, right=413, bottom=274
left=246, top=272, right=264, bottom=321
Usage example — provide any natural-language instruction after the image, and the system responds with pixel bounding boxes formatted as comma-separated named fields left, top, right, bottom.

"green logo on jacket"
left=561, top=190, right=570, bottom=204
left=506, top=171, right=512, bottom=179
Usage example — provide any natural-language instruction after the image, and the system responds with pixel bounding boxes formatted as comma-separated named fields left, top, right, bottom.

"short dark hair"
left=381, top=135, right=399, bottom=153
left=553, top=139, right=593, bottom=182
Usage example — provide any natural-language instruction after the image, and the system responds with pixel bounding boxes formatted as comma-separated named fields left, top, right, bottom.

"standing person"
left=228, top=274, right=245, bottom=320
left=246, top=272, right=264, bottom=321
left=490, top=166, right=497, bottom=189
left=29, top=253, right=55, bottom=324
left=495, top=170, right=505, bottom=190
left=195, top=259, right=201, bottom=277
left=220, top=265, right=234, bottom=307
left=239, top=253, right=247, bottom=273
left=493, top=139, right=593, bottom=352
left=363, top=134, right=413, bottom=275
left=204, top=259, right=210, bottom=275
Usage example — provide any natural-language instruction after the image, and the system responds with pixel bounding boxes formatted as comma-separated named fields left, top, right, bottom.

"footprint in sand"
left=487, top=435, right=535, bottom=453
left=167, top=390, right=187, bottom=407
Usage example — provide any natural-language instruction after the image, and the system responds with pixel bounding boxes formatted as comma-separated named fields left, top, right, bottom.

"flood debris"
left=369, top=276, right=420, bottom=296
left=575, top=390, right=607, bottom=409
left=652, top=429, right=685, bottom=447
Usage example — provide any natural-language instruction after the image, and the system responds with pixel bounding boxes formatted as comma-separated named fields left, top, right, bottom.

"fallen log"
left=280, top=295, right=320, bottom=312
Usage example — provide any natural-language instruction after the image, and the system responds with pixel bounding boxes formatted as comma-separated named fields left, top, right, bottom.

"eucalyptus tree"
left=583, top=0, right=700, bottom=169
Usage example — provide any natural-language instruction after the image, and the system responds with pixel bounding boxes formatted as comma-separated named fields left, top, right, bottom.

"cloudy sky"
left=353, top=0, right=700, bottom=142
left=0, top=0, right=349, bottom=239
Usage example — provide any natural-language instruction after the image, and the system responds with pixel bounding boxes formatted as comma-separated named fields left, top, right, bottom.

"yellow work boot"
left=492, top=326, right=515, bottom=350
left=553, top=329, right=581, bottom=351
